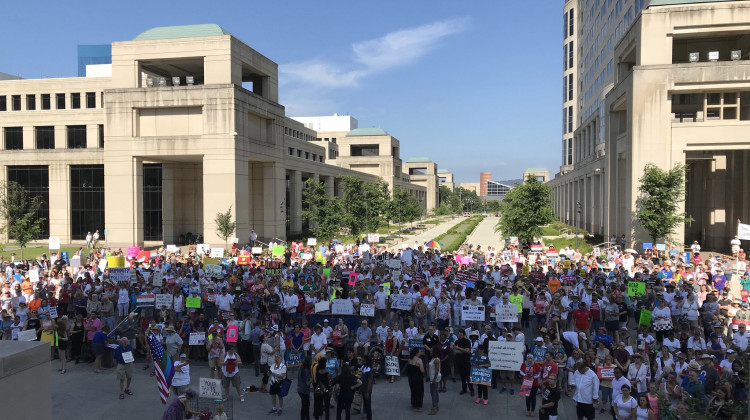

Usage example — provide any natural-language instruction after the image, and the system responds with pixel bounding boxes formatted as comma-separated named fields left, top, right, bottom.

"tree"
left=301, top=178, right=343, bottom=239
left=495, top=175, right=554, bottom=244
left=214, top=206, right=236, bottom=251
left=0, top=181, right=46, bottom=259
left=636, top=163, right=692, bottom=244
left=389, top=186, right=422, bottom=231
left=340, top=176, right=390, bottom=235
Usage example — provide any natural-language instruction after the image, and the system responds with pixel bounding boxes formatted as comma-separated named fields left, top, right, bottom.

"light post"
left=575, top=201, right=582, bottom=250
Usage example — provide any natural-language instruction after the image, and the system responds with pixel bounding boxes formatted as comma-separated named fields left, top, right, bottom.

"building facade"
left=0, top=24, right=434, bottom=247
left=549, top=0, right=750, bottom=251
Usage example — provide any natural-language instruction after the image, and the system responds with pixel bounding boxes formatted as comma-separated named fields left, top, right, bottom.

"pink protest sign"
left=127, top=246, right=140, bottom=258
left=226, top=324, right=238, bottom=343
left=348, top=272, right=357, bottom=286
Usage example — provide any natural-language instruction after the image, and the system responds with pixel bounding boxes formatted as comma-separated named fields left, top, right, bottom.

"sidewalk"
left=464, top=216, right=505, bottom=249
left=382, top=217, right=465, bottom=250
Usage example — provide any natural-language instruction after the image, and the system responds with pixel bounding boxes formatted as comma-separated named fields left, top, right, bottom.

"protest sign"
left=470, top=366, right=491, bottom=386
left=391, top=295, right=413, bottom=310
left=348, top=272, right=357, bottom=286
left=322, top=268, right=331, bottom=278
left=107, top=256, right=125, bottom=268
left=48, top=237, right=61, bottom=250
left=226, top=325, right=238, bottom=343
left=48, top=306, right=58, bottom=319
left=204, top=264, right=222, bottom=278
left=461, top=305, right=485, bottom=322
left=653, top=318, right=672, bottom=329
left=285, top=350, right=305, bottom=368
left=509, top=237, right=519, bottom=247
left=307, top=238, right=317, bottom=246
left=628, top=281, right=646, bottom=297
left=597, top=366, right=615, bottom=379
left=151, top=270, right=163, bottom=287
left=18, top=330, right=37, bottom=341
left=360, top=303, right=375, bottom=317
left=639, top=309, right=652, bottom=326
left=136, top=250, right=151, bottom=261
left=494, top=304, right=518, bottom=323
left=197, top=244, right=211, bottom=255
left=385, top=355, right=400, bottom=376
left=656, top=243, right=666, bottom=251
left=250, top=247, right=262, bottom=255
left=28, top=269, right=39, bottom=283
left=382, top=282, right=391, bottom=296
left=98, top=258, right=107, bottom=273
left=563, top=260, right=571, bottom=269
left=109, top=268, right=130, bottom=282
left=199, top=378, right=222, bottom=398
left=367, top=233, right=380, bottom=243
left=126, top=247, right=139, bottom=258
left=409, top=339, right=424, bottom=352
left=520, top=378, right=534, bottom=397
left=331, top=299, right=354, bottom=315
left=739, top=222, right=750, bottom=240
left=488, top=341, right=524, bottom=370
left=189, top=332, right=206, bottom=346
left=388, top=259, right=401, bottom=269
left=155, top=294, right=172, bottom=309
left=70, top=256, right=81, bottom=268
left=315, top=301, right=330, bottom=313
left=185, top=297, right=202, bottom=308
left=136, top=294, right=155, bottom=307
left=210, top=248, right=224, bottom=258
left=166, top=244, right=179, bottom=253
left=643, top=242, right=653, bottom=250
left=521, top=266, right=530, bottom=276
left=272, top=245, right=285, bottom=257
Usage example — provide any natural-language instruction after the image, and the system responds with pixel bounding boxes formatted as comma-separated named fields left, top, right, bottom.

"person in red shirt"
left=572, top=302, right=592, bottom=343
left=520, top=353, right=542, bottom=417
left=541, top=350, right=559, bottom=389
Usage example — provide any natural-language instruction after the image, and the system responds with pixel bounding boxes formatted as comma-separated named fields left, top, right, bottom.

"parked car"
left=463, top=212, right=471, bottom=216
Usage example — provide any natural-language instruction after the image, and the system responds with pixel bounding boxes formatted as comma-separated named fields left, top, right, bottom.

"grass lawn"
left=540, top=226, right=560, bottom=236
left=0, top=245, right=83, bottom=261
left=434, top=216, right=484, bottom=252
left=548, top=237, right=594, bottom=255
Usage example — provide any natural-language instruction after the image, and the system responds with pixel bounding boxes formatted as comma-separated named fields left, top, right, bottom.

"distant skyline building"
left=77, top=45, right=111, bottom=77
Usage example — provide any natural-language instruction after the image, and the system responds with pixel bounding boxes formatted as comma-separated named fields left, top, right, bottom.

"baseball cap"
left=180, top=353, right=186, bottom=358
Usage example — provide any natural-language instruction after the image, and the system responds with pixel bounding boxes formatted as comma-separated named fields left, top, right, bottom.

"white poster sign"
left=385, top=355, right=400, bottom=376
left=70, top=256, right=81, bottom=268
left=155, top=294, right=172, bottom=308
left=360, top=303, right=375, bottom=317
left=251, top=247, right=263, bottom=255
left=488, top=341, right=525, bottom=371
left=494, top=304, right=518, bottom=323
left=121, top=351, right=134, bottom=363
left=314, top=301, right=330, bottom=313
left=48, top=237, right=61, bottom=250
left=197, top=244, right=211, bottom=255
left=199, top=377, right=222, bottom=398
left=367, top=233, right=380, bottom=243
left=739, top=223, right=750, bottom=241
left=307, top=238, right=317, bottom=246
left=17, top=329, right=37, bottom=341
left=204, top=264, right=222, bottom=277
left=28, top=269, right=39, bottom=283
left=48, top=306, right=58, bottom=319
left=391, top=294, right=413, bottom=311
left=461, top=305, right=486, bottom=322
left=210, top=248, right=224, bottom=258
left=151, top=271, right=163, bottom=287
left=98, top=258, right=107, bottom=272
left=189, top=332, right=206, bottom=346
left=388, top=259, right=402, bottom=269
left=331, top=299, right=354, bottom=315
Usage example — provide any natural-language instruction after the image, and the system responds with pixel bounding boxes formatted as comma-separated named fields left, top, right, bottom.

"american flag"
left=455, top=271, right=474, bottom=287
left=148, top=333, right=175, bottom=404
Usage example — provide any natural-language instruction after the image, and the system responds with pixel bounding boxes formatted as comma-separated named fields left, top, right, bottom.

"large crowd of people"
left=0, top=233, right=749, bottom=420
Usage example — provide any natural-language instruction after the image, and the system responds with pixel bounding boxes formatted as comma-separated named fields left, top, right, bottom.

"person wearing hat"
left=165, top=325, right=183, bottom=360
left=310, top=323, right=327, bottom=356
left=626, top=353, right=648, bottom=396
left=683, top=361, right=707, bottom=411
left=172, top=353, right=191, bottom=396
left=530, top=336, right=547, bottom=363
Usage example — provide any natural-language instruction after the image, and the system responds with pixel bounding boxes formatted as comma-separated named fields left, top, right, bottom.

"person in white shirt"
left=687, top=330, right=706, bottom=351
left=572, top=363, right=599, bottom=419
left=375, top=319, right=389, bottom=344
left=610, top=366, right=631, bottom=413
left=733, top=323, right=749, bottom=351
left=172, top=353, right=191, bottom=396
left=405, top=319, right=418, bottom=341
left=310, top=324, right=327, bottom=355
left=117, top=283, right=130, bottom=319
left=214, top=288, right=235, bottom=313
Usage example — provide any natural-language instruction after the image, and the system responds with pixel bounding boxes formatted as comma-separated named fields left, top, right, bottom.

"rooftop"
left=525, top=168, right=549, bottom=172
left=437, top=169, right=451, bottom=174
left=406, top=157, right=432, bottom=163
left=133, top=24, right=231, bottom=41
left=346, top=127, right=389, bottom=137
left=649, top=0, right=741, bottom=6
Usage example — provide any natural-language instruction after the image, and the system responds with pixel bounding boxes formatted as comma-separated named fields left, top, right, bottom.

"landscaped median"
left=433, top=215, right=484, bottom=252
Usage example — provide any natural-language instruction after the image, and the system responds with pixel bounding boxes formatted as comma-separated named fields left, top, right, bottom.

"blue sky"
left=1, top=0, right=561, bottom=183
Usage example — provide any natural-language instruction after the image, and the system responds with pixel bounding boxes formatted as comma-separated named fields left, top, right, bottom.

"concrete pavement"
left=383, top=217, right=465, bottom=251
left=464, top=216, right=505, bottom=250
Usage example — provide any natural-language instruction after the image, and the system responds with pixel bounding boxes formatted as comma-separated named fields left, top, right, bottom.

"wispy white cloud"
left=279, top=18, right=468, bottom=89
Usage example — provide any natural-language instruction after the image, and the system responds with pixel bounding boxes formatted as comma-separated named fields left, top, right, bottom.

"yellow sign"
left=563, top=260, right=571, bottom=269
left=521, top=265, right=530, bottom=276
left=579, top=269, right=586, bottom=276
left=107, top=256, right=125, bottom=268
left=203, top=257, right=219, bottom=265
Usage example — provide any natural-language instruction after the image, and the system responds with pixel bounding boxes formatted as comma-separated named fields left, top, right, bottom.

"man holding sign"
left=113, top=337, right=134, bottom=400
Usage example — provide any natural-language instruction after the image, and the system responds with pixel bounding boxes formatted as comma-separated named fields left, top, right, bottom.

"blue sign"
left=656, top=244, right=666, bottom=251
left=469, top=366, right=491, bottom=386
left=643, top=243, right=652, bottom=250
left=61, top=252, right=69, bottom=264
left=284, top=350, right=304, bottom=368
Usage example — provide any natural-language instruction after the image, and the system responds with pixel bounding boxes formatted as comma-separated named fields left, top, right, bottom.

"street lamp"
left=575, top=201, right=582, bottom=250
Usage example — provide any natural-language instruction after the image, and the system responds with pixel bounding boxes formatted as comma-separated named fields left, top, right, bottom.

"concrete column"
left=288, top=170, right=302, bottom=234
left=162, top=164, right=175, bottom=244
left=707, top=154, right=727, bottom=249
left=48, top=163, right=71, bottom=244
left=324, top=176, right=335, bottom=199
left=262, top=162, right=286, bottom=241
left=22, top=127, right=33, bottom=150
left=202, top=155, right=250, bottom=246
left=54, top=126, right=65, bottom=150
left=104, top=156, right=143, bottom=246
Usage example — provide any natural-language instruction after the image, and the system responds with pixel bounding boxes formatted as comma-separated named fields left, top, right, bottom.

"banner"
left=315, top=301, right=330, bottom=313
left=739, top=223, right=750, bottom=240
left=272, top=246, right=285, bottom=257
left=367, top=233, right=380, bottom=243
left=155, top=294, right=172, bottom=309
left=199, top=378, right=222, bottom=398
left=48, top=237, right=61, bottom=250
left=189, top=332, right=206, bottom=346
left=107, top=256, right=125, bottom=268
left=639, top=309, right=652, bottom=326
left=391, top=295, right=413, bottom=310
left=204, top=264, right=222, bottom=278
left=136, top=294, right=155, bottom=307
left=109, top=268, right=131, bottom=282
left=331, top=299, right=354, bottom=315
left=226, top=325, right=238, bottom=342
left=628, top=281, right=646, bottom=297
left=385, top=355, right=400, bottom=376
left=597, top=366, right=615, bottom=379
left=360, top=303, right=375, bottom=317
left=185, top=297, right=202, bottom=308
left=469, top=366, right=491, bottom=386
left=494, top=304, right=518, bottom=323
left=462, top=305, right=485, bottom=322
left=285, top=350, right=305, bottom=368
left=488, top=341, right=525, bottom=370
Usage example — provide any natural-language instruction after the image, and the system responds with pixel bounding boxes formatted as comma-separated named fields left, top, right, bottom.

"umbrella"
left=425, top=240, right=442, bottom=249
left=625, top=248, right=638, bottom=254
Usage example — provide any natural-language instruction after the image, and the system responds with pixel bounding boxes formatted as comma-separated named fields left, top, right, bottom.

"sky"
left=1, top=0, right=561, bottom=184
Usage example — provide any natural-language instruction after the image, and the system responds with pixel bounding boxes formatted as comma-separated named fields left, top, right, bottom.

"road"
left=383, top=217, right=465, bottom=251
left=465, top=216, right=505, bottom=250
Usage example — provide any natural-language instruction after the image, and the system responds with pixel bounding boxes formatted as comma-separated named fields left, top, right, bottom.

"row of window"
left=316, top=137, right=337, bottom=144
left=564, top=8, right=575, bottom=39
left=0, top=92, right=102, bottom=112
left=3, top=125, right=104, bottom=150
left=284, top=127, right=315, bottom=142
left=563, top=41, right=575, bottom=72
left=287, top=147, right=325, bottom=163
left=563, top=73, right=575, bottom=103
left=562, top=105, right=573, bottom=134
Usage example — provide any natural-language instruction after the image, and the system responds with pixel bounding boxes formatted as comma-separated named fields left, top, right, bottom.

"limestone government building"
left=0, top=24, right=450, bottom=248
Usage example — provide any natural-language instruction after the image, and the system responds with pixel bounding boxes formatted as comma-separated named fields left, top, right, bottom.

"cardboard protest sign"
left=226, top=325, right=238, bottom=343
left=285, top=350, right=305, bottom=368
left=390, top=295, right=412, bottom=310
left=199, top=378, right=222, bottom=398
left=166, top=244, right=179, bottom=253
left=409, top=339, right=424, bottom=352
left=628, top=281, right=646, bottom=297
left=597, top=366, right=615, bottom=379
left=151, top=271, right=164, bottom=287
left=739, top=222, right=750, bottom=240
left=48, top=237, right=61, bottom=250
left=197, top=244, right=211, bottom=255
left=488, top=341, right=524, bottom=370
left=210, top=248, right=224, bottom=258
left=272, top=246, right=285, bottom=257
left=639, top=309, right=652, bottom=326
left=126, top=247, right=139, bottom=258
left=307, top=238, right=317, bottom=246
left=348, top=272, right=357, bottom=286
left=360, top=303, right=375, bottom=317
left=643, top=242, right=653, bottom=250
left=137, top=250, right=151, bottom=261
left=48, top=306, right=58, bottom=319
left=461, top=305, right=485, bottom=322
left=251, top=247, right=262, bottom=255
left=98, top=258, right=107, bottom=273
left=331, top=299, right=354, bottom=315
left=204, top=264, right=222, bottom=278
left=109, top=268, right=131, bottom=282
left=136, top=294, right=155, bottom=307
left=385, top=355, right=400, bottom=376
left=238, top=255, right=252, bottom=265
left=185, top=297, right=202, bottom=308
left=367, top=233, right=380, bottom=243
left=28, top=269, right=39, bottom=283
left=189, top=332, right=206, bottom=346
left=107, top=256, right=125, bottom=268
left=155, top=294, right=172, bottom=308
left=470, top=366, right=491, bottom=386
left=315, top=301, right=330, bottom=313
left=322, top=268, right=331, bottom=278
left=17, top=330, right=37, bottom=341
left=494, top=304, right=518, bottom=323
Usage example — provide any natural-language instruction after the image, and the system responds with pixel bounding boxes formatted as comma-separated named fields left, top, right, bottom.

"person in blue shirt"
left=593, top=328, right=613, bottom=347
left=113, top=337, right=134, bottom=400
left=530, top=337, right=547, bottom=362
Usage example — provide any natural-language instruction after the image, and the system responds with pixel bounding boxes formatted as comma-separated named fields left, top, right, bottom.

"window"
left=67, top=125, right=87, bottom=148
left=71, top=93, right=81, bottom=109
left=568, top=106, right=573, bottom=132
left=331, top=137, right=336, bottom=144
left=305, top=152, right=310, bottom=159
left=12, top=95, right=21, bottom=111
left=98, top=124, right=104, bottom=148
left=4, top=127, right=23, bottom=150
left=564, top=75, right=567, bottom=102
left=312, top=154, right=317, bottom=161
left=0, top=95, right=5, bottom=111
left=563, top=107, right=568, bottom=133
left=319, top=156, right=324, bottom=162
left=70, top=165, right=104, bottom=240
left=569, top=41, right=574, bottom=68
left=297, top=150, right=302, bottom=158
left=288, top=147, right=294, bottom=156
left=7, top=165, right=50, bottom=238
left=351, top=145, right=379, bottom=156
left=35, top=126, right=55, bottom=149
left=564, top=45, right=568, bottom=71
left=564, top=11, right=568, bottom=38
left=569, top=8, right=574, bottom=37
left=86, top=92, right=96, bottom=109
left=56, top=93, right=65, bottom=109
left=569, top=74, right=574, bottom=101
left=26, top=95, right=36, bottom=111
left=100, top=92, right=104, bottom=108
left=567, top=138, right=573, bottom=165
left=41, top=94, right=51, bottom=110
left=143, top=164, right=163, bottom=241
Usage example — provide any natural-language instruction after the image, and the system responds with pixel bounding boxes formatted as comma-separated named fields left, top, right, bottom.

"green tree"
left=636, top=163, right=692, bottom=244
left=495, top=175, right=554, bottom=244
left=301, top=178, right=343, bottom=239
left=389, top=187, right=422, bottom=231
left=0, top=181, right=46, bottom=259
left=214, top=206, right=236, bottom=251
left=340, top=176, right=390, bottom=235
left=362, top=180, right=390, bottom=232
